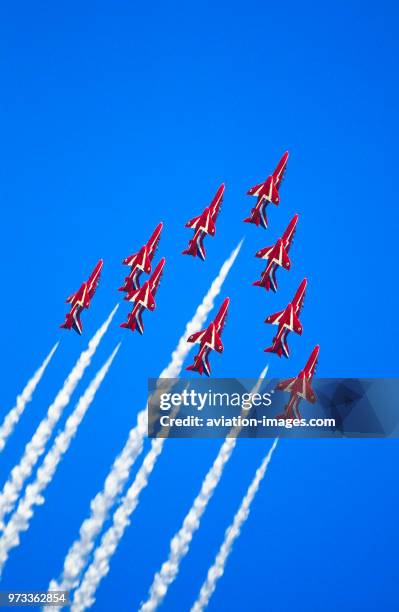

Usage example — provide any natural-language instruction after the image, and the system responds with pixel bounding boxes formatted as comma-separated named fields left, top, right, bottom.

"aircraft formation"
left=244, top=152, right=319, bottom=417
left=60, top=151, right=319, bottom=414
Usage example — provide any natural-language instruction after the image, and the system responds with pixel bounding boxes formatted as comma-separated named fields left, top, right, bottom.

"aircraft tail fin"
left=182, top=237, right=206, bottom=260
left=276, top=411, right=292, bottom=421
left=264, top=344, right=281, bottom=356
left=120, top=310, right=144, bottom=334
left=60, top=311, right=83, bottom=335
left=243, top=208, right=261, bottom=226
left=186, top=362, right=202, bottom=374
left=276, top=400, right=302, bottom=421
left=186, top=353, right=211, bottom=376
left=253, top=275, right=270, bottom=291
left=182, top=239, right=197, bottom=258
left=244, top=205, right=268, bottom=229
left=264, top=341, right=288, bottom=358
left=186, top=359, right=203, bottom=375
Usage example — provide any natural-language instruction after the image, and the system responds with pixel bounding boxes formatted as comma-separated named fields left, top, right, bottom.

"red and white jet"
left=276, top=345, right=320, bottom=419
left=186, top=297, right=229, bottom=376
left=264, top=278, right=307, bottom=358
left=60, top=260, right=103, bottom=335
left=119, top=222, right=163, bottom=293
left=253, top=214, right=298, bottom=292
left=182, top=184, right=225, bottom=261
left=244, top=151, right=289, bottom=229
left=120, top=258, right=165, bottom=334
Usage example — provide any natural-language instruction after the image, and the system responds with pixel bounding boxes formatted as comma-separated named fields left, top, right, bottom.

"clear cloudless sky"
left=0, top=2, right=398, bottom=611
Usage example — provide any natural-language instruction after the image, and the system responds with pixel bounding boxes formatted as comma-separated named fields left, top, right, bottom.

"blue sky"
left=0, top=2, right=398, bottom=610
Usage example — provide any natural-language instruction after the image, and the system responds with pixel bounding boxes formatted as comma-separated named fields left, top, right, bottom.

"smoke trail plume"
left=191, top=439, right=278, bottom=612
left=71, top=391, right=186, bottom=611
left=139, top=369, right=268, bottom=612
left=0, top=344, right=120, bottom=577
left=48, top=242, right=242, bottom=597
left=0, top=306, right=118, bottom=530
left=0, top=343, right=59, bottom=454
left=71, top=436, right=164, bottom=612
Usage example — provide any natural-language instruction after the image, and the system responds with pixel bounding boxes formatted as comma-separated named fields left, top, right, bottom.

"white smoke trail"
left=71, top=435, right=164, bottom=612
left=0, top=305, right=118, bottom=530
left=0, top=343, right=59, bottom=454
left=71, top=389, right=187, bottom=611
left=0, top=344, right=121, bottom=577
left=71, top=388, right=185, bottom=612
left=139, top=370, right=268, bottom=612
left=191, top=439, right=278, bottom=612
left=48, top=242, right=242, bottom=597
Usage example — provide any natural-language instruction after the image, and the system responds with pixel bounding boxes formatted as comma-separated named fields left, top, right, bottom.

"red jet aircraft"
left=244, top=151, right=289, bottom=229
left=119, top=222, right=163, bottom=293
left=60, top=260, right=103, bottom=335
left=120, top=258, right=165, bottom=334
left=182, top=184, right=225, bottom=261
left=253, top=214, right=298, bottom=292
left=186, top=297, right=229, bottom=376
left=264, top=278, right=307, bottom=358
left=275, top=344, right=320, bottom=419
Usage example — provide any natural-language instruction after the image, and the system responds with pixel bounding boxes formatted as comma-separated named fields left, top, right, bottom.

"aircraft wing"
left=123, top=250, right=138, bottom=266
left=187, top=329, right=207, bottom=344
left=276, top=377, right=296, bottom=393
left=66, top=283, right=86, bottom=307
left=265, top=309, right=285, bottom=326
left=66, top=290, right=78, bottom=304
left=256, top=244, right=275, bottom=260
left=185, top=215, right=202, bottom=229
left=247, top=181, right=265, bottom=197
left=276, top=376, right=316, bottom=403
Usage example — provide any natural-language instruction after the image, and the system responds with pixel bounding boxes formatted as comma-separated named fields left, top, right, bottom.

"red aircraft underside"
left=60, top=260, right=103, bottom=335
left=119, top=222, right=163, bottom=294
left=244, top=151, right=289, bottom=229
left=253, top=214, right=298, bottom=292
left=264, top=278, right=307, bottom=358
left=275, top=345, right=320, bottom=419
left=120, top=257, right=165, bottom=334
left=186, top=297, right=229, bottom=376
left=182, top=184, right=225, bottom=261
